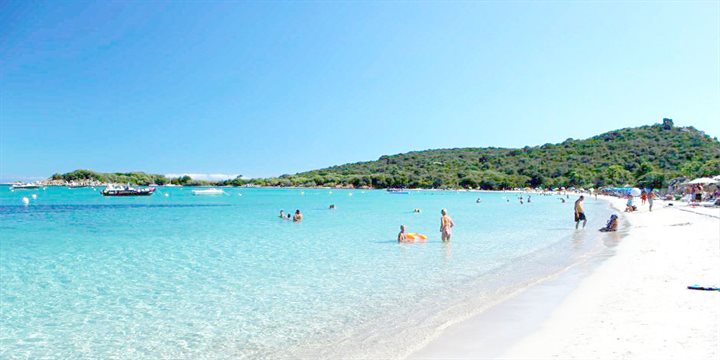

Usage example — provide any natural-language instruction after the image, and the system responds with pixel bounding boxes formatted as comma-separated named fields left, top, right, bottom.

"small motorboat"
left=11, top=182, right=40, bottom=190
left=191, top=188, right=225, bottom=196
left=102, top=184, right=155, bottom=196
left=387, top=188, right=409, bottom=194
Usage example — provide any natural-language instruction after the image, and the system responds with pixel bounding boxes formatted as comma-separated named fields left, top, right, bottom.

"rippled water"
left=0, top=186, right=613, bottom=359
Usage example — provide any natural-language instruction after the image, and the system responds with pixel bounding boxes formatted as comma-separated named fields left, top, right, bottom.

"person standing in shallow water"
left=440, top=208, right=454, bottom=242
left=574, top=196, right=587, bottom=229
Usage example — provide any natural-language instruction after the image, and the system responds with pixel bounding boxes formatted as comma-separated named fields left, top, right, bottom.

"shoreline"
left=407, top=196, right=720, bottom=359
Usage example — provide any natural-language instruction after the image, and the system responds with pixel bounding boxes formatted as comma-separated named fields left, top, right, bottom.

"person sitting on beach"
left=625, top=195, right=636, bottom=212
left=599, top=214, right=619, bottom=232
left=293, top=209, right=303, bottom=222
left=440, top=208, right=454, bottom=242
left=398, top=225, right=408, bottom=243
left=574, top=196, right=586, bottom=229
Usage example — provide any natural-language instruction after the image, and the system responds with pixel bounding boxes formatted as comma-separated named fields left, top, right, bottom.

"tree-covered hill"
left=50, top=120, right=720, bottom=190
left=50, top=170, right=171, bottom=185
left=245, top=119, right=720, bottom=189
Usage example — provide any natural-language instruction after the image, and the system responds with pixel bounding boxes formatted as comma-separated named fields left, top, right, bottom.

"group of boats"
left=100, top=186, right=227, bottom=196
left=8, top=182, right=227, bottom=197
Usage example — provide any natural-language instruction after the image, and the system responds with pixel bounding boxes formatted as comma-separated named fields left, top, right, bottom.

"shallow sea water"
left=0, top=187, right=614, bottom=359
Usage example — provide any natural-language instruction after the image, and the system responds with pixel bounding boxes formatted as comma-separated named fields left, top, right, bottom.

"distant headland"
left=33, top=119, right=720, bottom=190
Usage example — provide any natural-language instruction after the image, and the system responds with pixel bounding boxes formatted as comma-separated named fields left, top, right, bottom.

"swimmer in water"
left=398, top=225, right=408, bottom=243
left=279, top=210, right=285, bottom=218
left=329, top=204, right=335, bottom=210
left=293, top=210, right=303, bottom=222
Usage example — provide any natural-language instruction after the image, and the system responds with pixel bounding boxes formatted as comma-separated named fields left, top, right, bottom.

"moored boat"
left=192, top=188, right=225, bottom=196
left=387, top=188, right=409, bottom=194
left=101, top=184, right=155, bottom=196
left=11, top=182, right=40, bottom=190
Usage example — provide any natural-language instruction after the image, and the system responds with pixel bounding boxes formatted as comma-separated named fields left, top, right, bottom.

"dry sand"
left=409, top=197, right=720, bottom=359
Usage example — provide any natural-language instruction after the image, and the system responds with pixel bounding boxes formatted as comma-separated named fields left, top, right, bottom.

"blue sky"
left=1, top=1, right=718, bottom=181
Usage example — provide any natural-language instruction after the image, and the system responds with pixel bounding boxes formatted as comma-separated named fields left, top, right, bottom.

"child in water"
left=599, top=214, right=619, bottom=232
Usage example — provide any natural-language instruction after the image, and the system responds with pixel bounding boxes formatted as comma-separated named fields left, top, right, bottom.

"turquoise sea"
left=0, top=186, right=615, bottom=359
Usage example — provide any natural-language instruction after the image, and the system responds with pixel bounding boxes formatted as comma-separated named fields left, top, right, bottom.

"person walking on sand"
left=574, top=196, right=587, bottom=229
left=648, top=190, right=656, bottom=212
left=440, top=208, right=454, bottom=242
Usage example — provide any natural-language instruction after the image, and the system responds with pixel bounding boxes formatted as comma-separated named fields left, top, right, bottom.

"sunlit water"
left=0, top=186, right=615, bottom=359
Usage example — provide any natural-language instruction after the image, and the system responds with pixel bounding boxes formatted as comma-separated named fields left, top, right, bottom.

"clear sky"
left=1, top=1, right=718, bottom=181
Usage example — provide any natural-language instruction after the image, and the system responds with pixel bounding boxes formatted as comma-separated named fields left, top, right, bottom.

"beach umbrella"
left=630, top=188, right=642, bottom=196
left=688, top=177, right=718, bottom=185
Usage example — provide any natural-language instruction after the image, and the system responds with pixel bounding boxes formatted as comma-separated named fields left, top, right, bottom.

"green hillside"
left=244, top=119, right=720, bottom=189
left=50, top=170, right=171, bottom=185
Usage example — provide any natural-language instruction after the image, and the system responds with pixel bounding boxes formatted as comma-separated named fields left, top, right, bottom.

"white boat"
left=11, top=182, right=40, bottom=190
left=191, top=188, right=225, bottom=196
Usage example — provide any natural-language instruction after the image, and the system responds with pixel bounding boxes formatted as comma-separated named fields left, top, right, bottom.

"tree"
left=700, top=160, right=720, bottom=177
left=680, top=161, right=703, bottom=178
left=604, top=165, right=634, bottom=186
left=637, top=171, right=665, bottom=190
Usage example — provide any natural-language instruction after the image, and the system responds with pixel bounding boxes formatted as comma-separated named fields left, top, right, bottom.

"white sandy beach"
left=409, top=196, right=720, bottom=359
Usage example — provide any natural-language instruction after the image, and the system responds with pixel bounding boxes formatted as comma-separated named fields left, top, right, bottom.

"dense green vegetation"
left=233, top=120, right=720, bottom=189
left=51, top=120, right=720, bottom=190
left=51, top=170, right=171, bottom=185
left=51, top=170, right=219, bottom=186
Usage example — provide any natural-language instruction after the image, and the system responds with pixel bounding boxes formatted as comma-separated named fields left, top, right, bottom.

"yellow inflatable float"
left=406, top=233, right=428, bottom=241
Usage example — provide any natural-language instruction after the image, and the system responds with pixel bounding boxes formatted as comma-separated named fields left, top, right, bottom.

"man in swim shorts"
left=574, top=196, right=586, bottom=229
